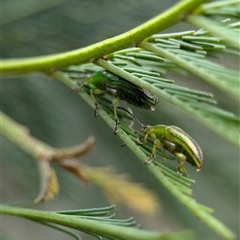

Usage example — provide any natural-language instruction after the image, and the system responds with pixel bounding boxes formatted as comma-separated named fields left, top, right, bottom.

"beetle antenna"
left=116, top=106, right=145, bottom=127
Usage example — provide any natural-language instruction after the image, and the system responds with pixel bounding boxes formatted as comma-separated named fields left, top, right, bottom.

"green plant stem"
left=0, top=205, right=189, bottom=240
left=0, top=0, right=207, bottom=74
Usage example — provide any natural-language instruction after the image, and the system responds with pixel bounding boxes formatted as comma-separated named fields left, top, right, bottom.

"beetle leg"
left=71, top=81, right=86, bottom=93
left=112, top=98, right=120, bottom=135
left=145, top=154, right=155, bottom=164
left=116, top=105, right=135, bottom=127
left=145, top=139, right=160, bottom=164
left=175, top=152, right=187, bottom=175
left=137, top=131, right=148, bottom=144
left=90, top=89, right=100, bottom=117
left=114, top=120, right=119, bottom=135
left=137, top=137, right=144, bottom=144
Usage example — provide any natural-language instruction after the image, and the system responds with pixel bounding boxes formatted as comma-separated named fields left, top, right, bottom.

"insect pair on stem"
left=58, top=69, right=203, bottom=175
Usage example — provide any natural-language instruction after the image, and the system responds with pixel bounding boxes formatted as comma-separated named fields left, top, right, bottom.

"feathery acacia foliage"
left=1, top=0, right=239, bottom=240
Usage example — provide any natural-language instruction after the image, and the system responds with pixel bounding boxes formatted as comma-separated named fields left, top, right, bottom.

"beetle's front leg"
left=145, top=139, right=161, bottom=164
left=137, top=132, right=148, bottom=144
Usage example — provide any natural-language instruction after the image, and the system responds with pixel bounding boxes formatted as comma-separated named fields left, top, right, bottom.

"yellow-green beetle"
left=138, top=125, right=203, bottom=174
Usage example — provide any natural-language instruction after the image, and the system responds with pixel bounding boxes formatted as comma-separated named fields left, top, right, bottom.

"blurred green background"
left=1, top=0, right=239, bottom=239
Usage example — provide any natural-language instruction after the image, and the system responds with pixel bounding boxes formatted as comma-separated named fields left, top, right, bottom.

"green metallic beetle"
left=82, top=70, right=158, bottom=133
left=138, top=125, right=203, bottom=174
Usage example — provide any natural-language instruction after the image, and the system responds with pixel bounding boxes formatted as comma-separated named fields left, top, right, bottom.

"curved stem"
left=0, top=205, right=175, bottom=240
left=0, top=111, right=95, bottom=160
left=1, top=0, right=207, bottom=74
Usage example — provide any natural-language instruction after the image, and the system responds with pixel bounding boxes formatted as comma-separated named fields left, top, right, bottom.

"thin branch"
left=0, top=0, right=207, bottom=74
left=0, top=205, right=194, bottom=240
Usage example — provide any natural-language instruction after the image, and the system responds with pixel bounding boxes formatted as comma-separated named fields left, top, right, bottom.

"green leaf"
left=0, top=205, right=194, bottom=240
